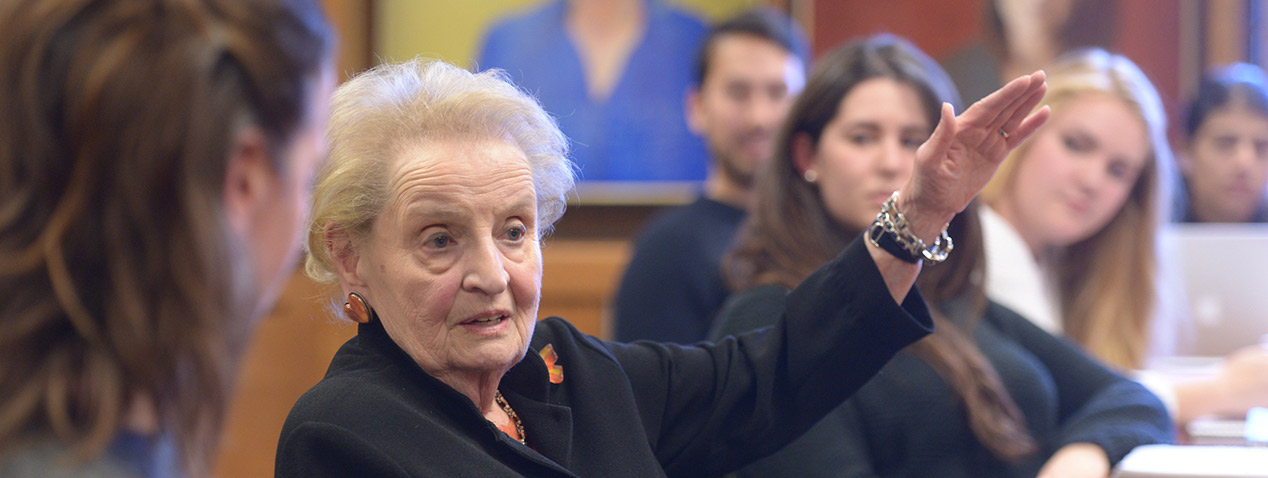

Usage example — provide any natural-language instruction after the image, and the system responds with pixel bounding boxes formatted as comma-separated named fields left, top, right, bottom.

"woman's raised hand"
left=898, top=71, right=1050, bottom=242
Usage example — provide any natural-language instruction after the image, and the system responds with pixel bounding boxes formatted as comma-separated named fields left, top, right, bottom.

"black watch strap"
left=867, top=221, right=921, bottom=264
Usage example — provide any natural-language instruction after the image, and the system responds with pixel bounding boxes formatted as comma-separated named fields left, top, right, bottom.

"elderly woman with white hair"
left=275, top=58, right=1049, bottom=476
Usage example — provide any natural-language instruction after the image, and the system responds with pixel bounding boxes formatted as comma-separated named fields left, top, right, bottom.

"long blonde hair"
left=982, top=48, right=1173, bottom=369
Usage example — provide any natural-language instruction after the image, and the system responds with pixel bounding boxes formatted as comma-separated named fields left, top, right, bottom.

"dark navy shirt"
left=614, top=197, right=745, bottom=343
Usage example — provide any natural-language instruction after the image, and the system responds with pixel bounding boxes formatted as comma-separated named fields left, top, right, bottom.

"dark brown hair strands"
left=0, top=0, right=333, bottom=473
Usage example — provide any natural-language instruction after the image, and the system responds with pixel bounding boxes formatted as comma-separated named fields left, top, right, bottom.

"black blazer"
left=275, top=237, right=934, bottom=477
left=711, top=287, right=1173, bottom=477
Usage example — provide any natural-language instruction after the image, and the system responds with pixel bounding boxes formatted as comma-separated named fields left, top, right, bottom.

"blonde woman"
left=981, top=48, right=1268, bottom=426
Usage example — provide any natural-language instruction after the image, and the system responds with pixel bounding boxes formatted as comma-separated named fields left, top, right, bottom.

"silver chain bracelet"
left=866, top=191, right=954, bottom=264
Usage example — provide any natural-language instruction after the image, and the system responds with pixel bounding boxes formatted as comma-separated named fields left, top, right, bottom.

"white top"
left=1114, top=444, right=1268, bottom=477
left=979, top=205, right=1064, bottom=334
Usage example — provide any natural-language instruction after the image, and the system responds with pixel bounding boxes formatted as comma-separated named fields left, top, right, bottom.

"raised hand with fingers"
left=896, top=71, right=1051, bottom=244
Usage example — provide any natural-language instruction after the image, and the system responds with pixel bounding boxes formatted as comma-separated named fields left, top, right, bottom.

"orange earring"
left=344, top=292, right=372, bottom=324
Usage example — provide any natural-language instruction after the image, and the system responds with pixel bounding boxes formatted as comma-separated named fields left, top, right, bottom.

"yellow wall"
left=375, top=0, right=760, bottom=68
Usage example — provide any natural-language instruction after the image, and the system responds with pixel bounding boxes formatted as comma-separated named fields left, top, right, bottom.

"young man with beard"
left=613, top=8, right=807, bottom=343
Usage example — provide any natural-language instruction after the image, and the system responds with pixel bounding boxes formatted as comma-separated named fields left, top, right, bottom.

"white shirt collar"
left=980, top=204, right=1064, bottom=333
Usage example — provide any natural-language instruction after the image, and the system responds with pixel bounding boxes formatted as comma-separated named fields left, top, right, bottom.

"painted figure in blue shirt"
left=478, top=0, right=709, bottom=181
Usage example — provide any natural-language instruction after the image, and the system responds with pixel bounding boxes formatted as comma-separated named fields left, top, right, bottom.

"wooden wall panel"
left=539, top=239, right=633, bottom=338
left=1117, top=0, right=1183, bottom=132
left=323, top=0, right=373, bottom=79
left=811, top=0, right=980, bottom=60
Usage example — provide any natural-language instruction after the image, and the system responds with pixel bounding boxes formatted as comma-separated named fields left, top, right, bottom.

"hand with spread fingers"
left=865, top=71, right=1049, bottom=302
left=898, top=71, right=1051, bottom=243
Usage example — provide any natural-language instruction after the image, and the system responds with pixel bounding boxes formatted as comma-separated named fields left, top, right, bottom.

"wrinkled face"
left=689, top=33, right=805, bottom=188
left=996, top=93, right=1150, bottom=251
left=353, top=138, right=542, bottom=383
left=809, top=78, right=930, bottom=232
left=251, top=66, right=336, bottom=319
left=1183, top=104, right=1268, bottom=222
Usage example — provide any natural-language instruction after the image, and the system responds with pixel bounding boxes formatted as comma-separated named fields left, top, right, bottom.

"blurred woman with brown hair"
left=709, top=35, right=1170, bottom=477
left=0, top=0, right=335, bottom=475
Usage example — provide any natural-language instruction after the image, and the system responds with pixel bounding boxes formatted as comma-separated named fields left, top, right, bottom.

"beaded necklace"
left=494, top=391, right=525, bottom=444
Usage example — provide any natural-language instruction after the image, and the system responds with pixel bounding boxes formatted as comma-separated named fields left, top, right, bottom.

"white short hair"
left=305, top=58, right=576, bottom=283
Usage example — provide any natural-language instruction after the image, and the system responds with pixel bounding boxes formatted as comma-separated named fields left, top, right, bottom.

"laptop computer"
left=1160, top=223, right=1268, bottom=358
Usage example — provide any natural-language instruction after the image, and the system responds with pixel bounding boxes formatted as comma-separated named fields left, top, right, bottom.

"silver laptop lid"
left=1161, top=223, right=1268, bottom=357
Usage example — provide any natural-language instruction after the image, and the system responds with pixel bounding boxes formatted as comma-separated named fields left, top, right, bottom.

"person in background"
left=709, top=34, right=1170, bottom=478
left=273, top=55, right=1050, bottom=475
left=612, top=7, right=807, bottom=343
left=477, top=0, right=709, bottom=181
left=942, top=0, right=1116, bottom=105
left=980, top=48, right=1268, bottom=427
left=1176, top=63, right=1268, bottom=223
left=0, top=0, right=335, bottom=476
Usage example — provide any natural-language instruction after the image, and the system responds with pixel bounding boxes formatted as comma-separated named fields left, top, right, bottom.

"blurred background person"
left=1176, top=63, right=1268, bottom=223
left=981, top=48, right=1170, bottom=366
left=942, top=0, right=1116, bottom=105
left=710, top=34, right=1169, bottom=478
left=0, top=0, right=335, bottom=475
left=980, top=48, right=1268, bottom=428
left=477, top=0, right=710, bottom=181
left=612, top=7, right=807, bottom=343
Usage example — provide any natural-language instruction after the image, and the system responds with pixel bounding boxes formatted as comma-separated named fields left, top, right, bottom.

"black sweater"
left=709, top=285, right=1174, bottom=478
left=276, top=237, right=933, bottom=477
left=613, top=197, right=746, bottom=343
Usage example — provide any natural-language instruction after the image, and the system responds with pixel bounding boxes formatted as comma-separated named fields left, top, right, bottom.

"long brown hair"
left=725, top=34, right=1036, bottom=460
left=982, top=49, right=1171, bottom=369
left=0, top=0, right=333, bottom=472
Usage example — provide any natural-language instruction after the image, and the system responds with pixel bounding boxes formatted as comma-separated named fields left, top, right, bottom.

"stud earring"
left=803, top=169, right=818, bottom=183
left=344, top=291, right=372, bottom=324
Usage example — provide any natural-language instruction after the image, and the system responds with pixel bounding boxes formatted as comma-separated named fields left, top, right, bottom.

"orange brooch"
left=539, top=344, right=564, bottom=384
